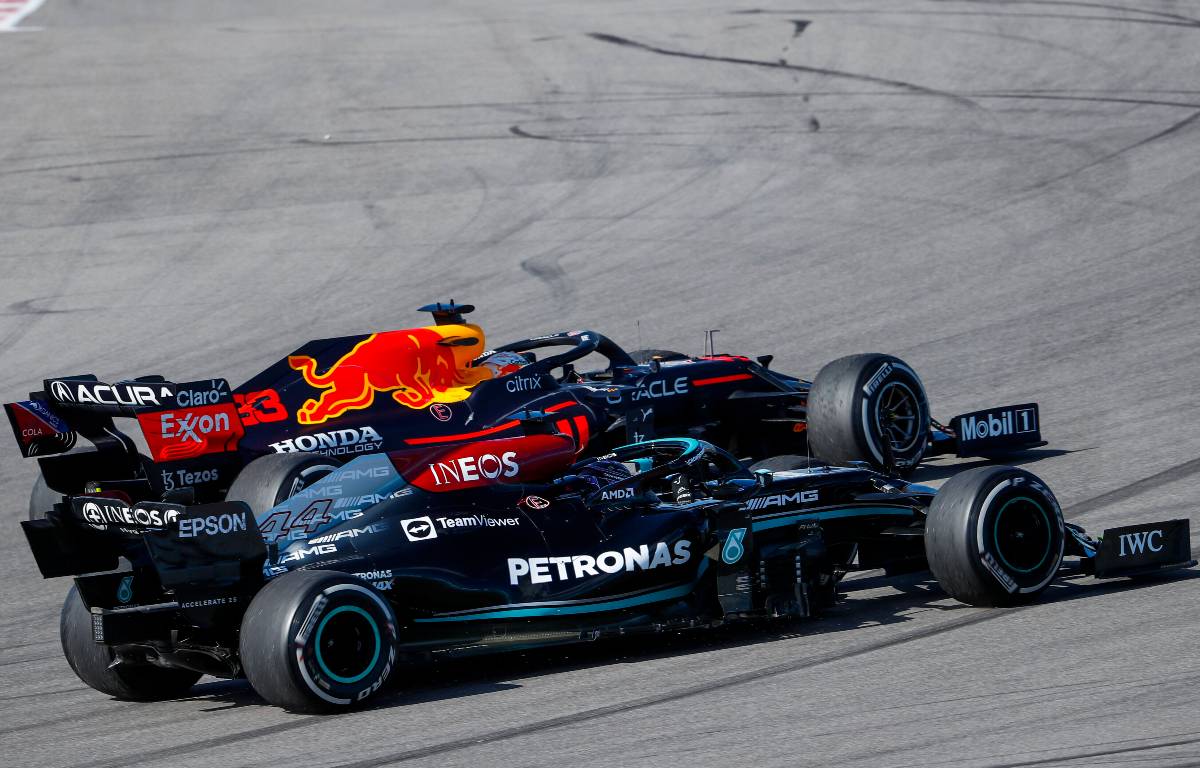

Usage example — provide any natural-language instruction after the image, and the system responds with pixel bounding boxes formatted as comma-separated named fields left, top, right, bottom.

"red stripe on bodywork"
left=692, top=373, right=754, bottom=387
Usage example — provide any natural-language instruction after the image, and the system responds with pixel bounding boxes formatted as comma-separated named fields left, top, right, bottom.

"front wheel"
left=807, top=353, right=930, bottom=474
left=240, top=570, right=398, bottom=712
left=925, top=466, right=1065, bottom=606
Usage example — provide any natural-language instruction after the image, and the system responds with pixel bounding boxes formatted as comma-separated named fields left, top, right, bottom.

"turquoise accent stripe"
left=315, top=605, right=381, bottom=684
left=751, top=506, right=915, bottom=531
left=414, top=562, right=710, bottom=623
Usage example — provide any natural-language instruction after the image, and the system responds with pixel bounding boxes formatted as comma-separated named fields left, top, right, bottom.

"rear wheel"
left=629, top=348, right=689, bottom=363
left=807, top=353, right=930, bottom=474
left=240, top=570, right=398, bottom=712
left=748, top=455, right=828, bottom=473
left=60, top=586, right=200, bottom=700
left=925, top=466, right=1065, bottom=606
left=226, top=453, right=340, bottom=514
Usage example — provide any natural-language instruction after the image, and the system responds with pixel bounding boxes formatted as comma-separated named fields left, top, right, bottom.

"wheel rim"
left=992, top=496, right=1053, bottom=574
left=873, top=381, right=921, bottom=454
left=314, top=605, right=381, bottom=685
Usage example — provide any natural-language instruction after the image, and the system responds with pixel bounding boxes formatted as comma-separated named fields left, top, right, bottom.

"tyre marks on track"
left=587, top=32, right=981, bottom=110
left=0, top=0, right=44, bottom=32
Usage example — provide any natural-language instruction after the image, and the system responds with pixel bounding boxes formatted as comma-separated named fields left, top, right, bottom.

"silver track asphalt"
left=2, top=1, right=1199, bottom=766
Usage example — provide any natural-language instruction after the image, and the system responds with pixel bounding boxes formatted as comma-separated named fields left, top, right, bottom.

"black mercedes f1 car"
left=7, top=302, right=1044, bottom=521
left=23, top=436, right=1192, bottom=711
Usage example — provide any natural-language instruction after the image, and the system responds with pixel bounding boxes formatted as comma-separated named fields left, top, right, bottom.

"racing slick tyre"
left=807, top=353, right=930, bottom=474
left=629, top=348, right=689, bottom=363
left=748, top=455, right=829, bottom=473
left=29, top=471, right=60, bottom=521
left=225, top=453, right=341, bottom=514
left=240, top=570, right=398, bottom=713
left=60, top=586, right=201, bottom=700
left=925, top=466, right=1065, bottom=607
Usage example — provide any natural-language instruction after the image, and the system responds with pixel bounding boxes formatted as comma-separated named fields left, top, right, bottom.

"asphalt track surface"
left=2, top=1, right=1200, bottom=766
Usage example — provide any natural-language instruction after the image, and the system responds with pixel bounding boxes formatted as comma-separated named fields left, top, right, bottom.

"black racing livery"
left=23, top=437, right=1193, bottom=711
left=7, top=302, right=1044, bottom=519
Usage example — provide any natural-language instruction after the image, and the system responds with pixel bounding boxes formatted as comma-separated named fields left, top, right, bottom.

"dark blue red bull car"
left=8, top=301, right=1042, bottom=521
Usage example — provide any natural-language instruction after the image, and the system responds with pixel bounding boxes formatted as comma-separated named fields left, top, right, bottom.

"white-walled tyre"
left=240, top=570, right=398, bottom=713
left=925, top=466, right=1065, bottom=607
left=807, top=353, right=930, bottom=474
left=61, top=586, right=201, bottom=700
left=226, top=453, right=340, bottom=514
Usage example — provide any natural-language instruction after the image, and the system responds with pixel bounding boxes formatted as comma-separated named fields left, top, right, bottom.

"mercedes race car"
left=23, top=436, right=1193, bottom=711
left=7, top=302, right=1044, bottom=522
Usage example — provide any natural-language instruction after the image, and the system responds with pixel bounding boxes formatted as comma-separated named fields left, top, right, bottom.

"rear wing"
left=22, top=495, right=264, bottom=584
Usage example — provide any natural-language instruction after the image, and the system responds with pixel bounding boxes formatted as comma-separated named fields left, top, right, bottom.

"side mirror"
left=754, top=469, right=773, bottom=488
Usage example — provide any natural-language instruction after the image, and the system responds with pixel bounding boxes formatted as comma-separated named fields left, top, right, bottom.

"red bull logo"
left=289, top=325, right=493, bottom=425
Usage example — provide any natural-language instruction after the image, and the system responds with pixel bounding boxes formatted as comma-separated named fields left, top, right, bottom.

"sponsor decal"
left=426, top=450, right=519, bottom=488
left=508, top=540, right=692, bottom=585
left=353, top=570, right=395, bottom=591
left=862, top=362, right=893, bottom=397
left=981, top=551, right=1019, bottom=593
left=435, top=515, right=520, bottom=529
left=505, top=374, right=543, bottom=393
left=600, top=488, right=634, bottom=501
left=179, top=596, right=239, bottom=609
left=234, top=389, right=288, bottom=425
left=78, top=499, right=182, bottom=531
left=174, top=379, right=232, bottom=408
left=521, top=495, right=550, bottom=510
left=47, top=379, right=175, bottom=409
left=959, top=409, right=1037, bottom=441
left=278, top=543, right=338, bottom=564
left=139, top=403, right=244, bottom=461
left=178, top=510, right=248, bottom=538
left=116, top=576, right=134, bottom=605
left=288, top=326, right=493, bottom=425
left=606, top=377, right=689, bottom=404
left=745, top=489, right=820, bottom=511
left=429, top=403, right=452, bottom=422
left=5, top=399, right=75, bottom=457
left=309, top=522, right=389, bottom=544
left=270, top=426, right=384, bottom=457
left=1118, top=529, right=1164, bottom=556
left=401, top=516, right=437, bottom=542
left=722, top=528, right=747, bottom=565
left=159, top=467, right=221, bottom=491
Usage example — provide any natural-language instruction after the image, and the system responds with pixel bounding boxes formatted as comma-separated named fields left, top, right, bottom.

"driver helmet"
left=477, top=350, right=530, bottom=377
left=575, top=459, right=635, bottom=492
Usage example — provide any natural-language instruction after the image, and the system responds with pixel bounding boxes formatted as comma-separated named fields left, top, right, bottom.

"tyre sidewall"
left=242, top=571, right=398, bottom=710
left=853, top=356, right=929, bottom=471
left=964, top=469, right=1065, bottom=596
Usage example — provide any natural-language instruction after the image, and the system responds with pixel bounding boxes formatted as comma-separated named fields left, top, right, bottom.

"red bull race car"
left=8, top=301, right=1043, bottom=520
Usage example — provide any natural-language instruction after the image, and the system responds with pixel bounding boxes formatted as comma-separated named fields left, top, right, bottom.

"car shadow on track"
left=178, top=566, right=1198, bottom=713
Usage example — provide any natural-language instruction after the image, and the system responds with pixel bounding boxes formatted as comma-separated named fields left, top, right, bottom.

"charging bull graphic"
left=289, top=325, right=493, bottom=425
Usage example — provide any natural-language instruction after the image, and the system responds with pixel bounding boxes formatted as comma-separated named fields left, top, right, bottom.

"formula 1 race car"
left=7, top=302, right=1044, bottom=521
left=24, top=436, right=1192, bottom=711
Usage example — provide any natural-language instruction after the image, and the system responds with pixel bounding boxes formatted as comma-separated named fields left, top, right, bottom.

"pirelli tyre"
left=807, top=353, right=930, bottom=474
left=748, top=455, right=828, bottom=473
left=629, top=348, right=689, bottom=363
left=925, top=466, right=1065, bottom=607
left=225, top=453, right=341, bottom=514
left=60, top=586, right=201, bottom=700
left=240, top=570, right=398, bottom=712
left=29, top=471, right=60, bottom=521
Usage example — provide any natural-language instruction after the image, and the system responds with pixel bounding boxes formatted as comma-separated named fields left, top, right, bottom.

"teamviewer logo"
left=401, top=516, right=437, bottom=542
